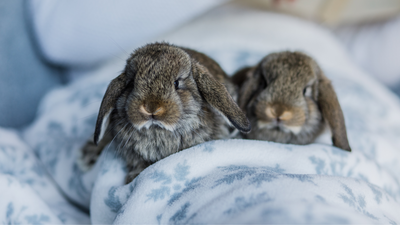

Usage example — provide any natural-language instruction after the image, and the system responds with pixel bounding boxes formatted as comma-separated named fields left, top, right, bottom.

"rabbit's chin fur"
left=109, top=82, right=231, bottom=164
left=110, top=102, right=230, bottom=164
left=245, top=99, right=325, bottom=145
left=136, top=119, right=176, bottom=132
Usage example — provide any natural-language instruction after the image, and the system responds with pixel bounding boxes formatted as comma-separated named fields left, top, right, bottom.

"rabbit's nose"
left=265, top=106, right=293, bottom=121
left=278, top=111, right=293, bottom=121
left=140, top=103, right=165, bottom=116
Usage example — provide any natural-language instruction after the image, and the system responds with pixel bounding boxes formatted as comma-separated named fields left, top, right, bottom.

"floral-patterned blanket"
left=1, top=5, right=400, bottom=224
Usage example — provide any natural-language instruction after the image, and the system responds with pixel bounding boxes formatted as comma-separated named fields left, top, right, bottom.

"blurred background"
left=1, top=0, right=400, bottom=128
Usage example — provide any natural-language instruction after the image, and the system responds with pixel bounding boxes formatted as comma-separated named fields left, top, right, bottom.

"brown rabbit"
left=78, top=43, right=251, bottom=183
left=233, top=51, right=351, bottom=151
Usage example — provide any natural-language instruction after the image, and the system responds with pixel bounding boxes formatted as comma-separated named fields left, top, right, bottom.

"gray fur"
left=233, top=51, right=351, bottom=151
left=79, top=43, right=250, bottom=183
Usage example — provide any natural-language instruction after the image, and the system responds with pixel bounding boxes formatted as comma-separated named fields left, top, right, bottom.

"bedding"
left=1, top=4, right=400, bottom=224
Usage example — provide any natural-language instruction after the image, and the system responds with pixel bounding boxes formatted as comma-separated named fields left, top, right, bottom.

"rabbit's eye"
left=303, top=86, right=312, bottom=97
left=174, top=80, right=179, bottom=89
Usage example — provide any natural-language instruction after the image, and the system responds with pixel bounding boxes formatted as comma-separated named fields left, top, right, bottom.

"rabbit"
left=232, top=51, right=351, bottom=151
left=78, top=42, right=251, bottom=183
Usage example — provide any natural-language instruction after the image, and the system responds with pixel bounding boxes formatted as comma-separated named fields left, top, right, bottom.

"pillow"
left=28, top=0, right=228, bottom=68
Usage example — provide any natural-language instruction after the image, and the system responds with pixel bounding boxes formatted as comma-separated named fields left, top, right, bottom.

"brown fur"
left=233, top=51, right=351, bottom=151
left=79, top=43, right=250, bottom=183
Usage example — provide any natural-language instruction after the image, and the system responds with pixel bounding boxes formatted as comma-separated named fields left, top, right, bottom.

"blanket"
left=1, top=4, right=400, bottom=224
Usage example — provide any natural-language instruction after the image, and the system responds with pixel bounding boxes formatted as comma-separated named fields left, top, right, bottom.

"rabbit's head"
left=94, top=43, right=250, bottom=146
left=238, top=51, right=351, bottom=151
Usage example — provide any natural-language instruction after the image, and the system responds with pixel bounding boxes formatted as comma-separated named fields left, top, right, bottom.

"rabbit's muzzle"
left=255, top=102, right=306, bottom=134
left=127, top=97, right=181, bottom=132
left=140, top=102, right=166, bottom=117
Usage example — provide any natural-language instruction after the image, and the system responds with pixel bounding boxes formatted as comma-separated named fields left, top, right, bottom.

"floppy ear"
left=315, top=67, right=351, bottom=152
left=237, top=66, right=266, bottom=110
left=237, top=53, right=281, bottom=110
left=193, top=64, right=251, bottom=133
left=94, top=73, right=128, bottom=145
left=231, top=66, right=252, bottom=88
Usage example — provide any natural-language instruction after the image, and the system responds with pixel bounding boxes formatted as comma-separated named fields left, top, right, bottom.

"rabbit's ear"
left=237, top=66, right=266, bottom=110
left=237, top=53, right=280, bottom=110
left=94, top=73, right=128, bottom=145
left=231, top=66, right=252, bottom=88
left=315, top=67, right=351, bottom=152
left=194, top=64, right=251, bottom=133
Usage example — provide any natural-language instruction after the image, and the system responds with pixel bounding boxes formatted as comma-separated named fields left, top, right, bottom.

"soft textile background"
left=334, top=15, right=400, bottom=94
left=0, top=0, right=63, bottom=128
left=28, top=0, right=228, bottom=68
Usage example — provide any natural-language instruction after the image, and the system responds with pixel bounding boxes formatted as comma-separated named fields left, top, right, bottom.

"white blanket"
left=1, top=4, right=400, bottom=224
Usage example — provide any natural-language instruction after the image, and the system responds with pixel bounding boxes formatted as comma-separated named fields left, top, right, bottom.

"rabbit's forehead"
left=135, top=53, right=191, bottom=82
left=263, top=64, right=316, bottom=102
left=263, top=52, right=316, bottom=85
left=269, top=64, right=316, bottom=87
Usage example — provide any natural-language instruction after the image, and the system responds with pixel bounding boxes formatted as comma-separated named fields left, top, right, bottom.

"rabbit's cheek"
left=284, top=107, right=306, bottom=127
left=253, top=100, right=270, bottom=121
left=178, top=89, right=193, bottom=106
left=177, top=89, right=202, bottom=116
left=159, top=103, right=181, bottom=126
left=303, top=98, right=323, bottom=128
left=125, top=100, right=148, bottom=124
left=256, top=120, right=277, bottom=130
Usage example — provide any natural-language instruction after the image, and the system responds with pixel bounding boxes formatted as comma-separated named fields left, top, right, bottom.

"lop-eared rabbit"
left=79, top=43, right=250, bottom=183
left=233, top=51, right=351, bottom=152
